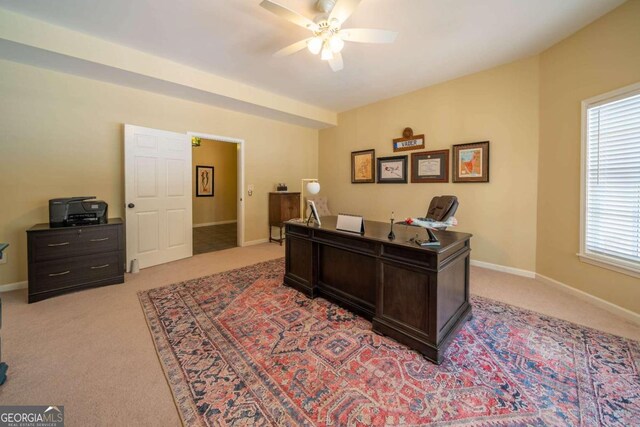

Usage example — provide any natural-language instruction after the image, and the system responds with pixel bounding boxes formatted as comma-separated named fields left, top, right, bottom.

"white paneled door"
left=124, top=125, right=192, bottom=270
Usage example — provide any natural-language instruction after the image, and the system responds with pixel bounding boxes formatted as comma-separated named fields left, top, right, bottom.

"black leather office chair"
left=425, top=195, right=458, bottom=229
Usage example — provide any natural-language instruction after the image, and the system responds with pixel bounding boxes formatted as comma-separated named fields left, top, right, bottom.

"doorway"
left=190, top=135, right=242, bottom=254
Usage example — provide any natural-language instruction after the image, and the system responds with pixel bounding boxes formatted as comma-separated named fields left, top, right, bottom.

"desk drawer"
left=286, top=224, right=310, bottom=238
left=313, top=230, right=376, bottom=255
left=31, top=226, right=119, bottom=261
left=30, top=252, right=122, bottom=294
left=79, top=227, right=120, bottom=254
left=381, top=244, right=436, bottom=269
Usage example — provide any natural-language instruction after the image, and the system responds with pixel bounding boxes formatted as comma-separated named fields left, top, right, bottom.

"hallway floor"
left=193, top=223, right=237, bottom=254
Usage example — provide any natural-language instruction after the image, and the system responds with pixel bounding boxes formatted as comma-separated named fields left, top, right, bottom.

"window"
left=580, top=83, right=640, bottom=277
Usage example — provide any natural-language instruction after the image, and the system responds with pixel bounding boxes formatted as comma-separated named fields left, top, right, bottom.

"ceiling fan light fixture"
left=261, top=0, right=399, bottom=72
left=321, top=42, right=334, bottom=60
left=329, top=34, right=344, bottom=53
left=307, top=36, right=323, bottom=55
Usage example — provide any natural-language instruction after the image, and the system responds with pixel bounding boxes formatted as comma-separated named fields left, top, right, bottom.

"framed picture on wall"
left=196, top=165, right=214, bottom=197
left=377, top=155, right=408, bottom=183
left=452, top=141, right=490, bottom=183
left=351, top=149, right=375, bottom=183
left=411, top=149, right=449, bottom=183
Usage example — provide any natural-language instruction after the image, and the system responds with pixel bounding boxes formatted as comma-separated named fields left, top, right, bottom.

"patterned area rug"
left=138, top=259, right=640, bottom=426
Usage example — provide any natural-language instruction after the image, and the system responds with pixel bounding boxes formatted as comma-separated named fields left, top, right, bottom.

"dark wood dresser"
left=284, top=216, right=472, bottom=364
left=27, top=218, right=125, bottom=303
left=268, top=192, right=300, bottom=245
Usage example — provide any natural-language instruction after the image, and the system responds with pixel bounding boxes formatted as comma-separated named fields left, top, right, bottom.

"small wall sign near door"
left=393, top=127, right=425, bottom=152
left=196, top=165, right=214, bottom=196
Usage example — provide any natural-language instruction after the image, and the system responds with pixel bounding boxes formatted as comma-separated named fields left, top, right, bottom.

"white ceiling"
left=0, top=0, right=625, bottom=112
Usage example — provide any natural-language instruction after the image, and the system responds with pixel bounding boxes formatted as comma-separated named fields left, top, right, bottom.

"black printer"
left=49, top=196, right=108, bottom=227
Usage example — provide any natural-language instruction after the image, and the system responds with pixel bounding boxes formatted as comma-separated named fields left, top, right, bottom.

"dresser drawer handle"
left=90, top=264, right=110, bottom=269
left=89, top=237, right=110, bottom=242
left=49, top=270, right=71, bottom=277
left=47, top=242, right=70, bottom=247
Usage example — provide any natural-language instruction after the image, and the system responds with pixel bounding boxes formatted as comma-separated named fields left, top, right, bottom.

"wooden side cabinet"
left=27, top=218, right=125, bottom=303
left=268, top=192, right=300, bottom=245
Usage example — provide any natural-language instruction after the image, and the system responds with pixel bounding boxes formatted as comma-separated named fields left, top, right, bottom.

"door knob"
left=128, top=203, right=135, bottom=208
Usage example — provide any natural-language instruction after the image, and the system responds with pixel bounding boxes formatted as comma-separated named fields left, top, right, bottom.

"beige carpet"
left=2, top=243, right=639, bottom=426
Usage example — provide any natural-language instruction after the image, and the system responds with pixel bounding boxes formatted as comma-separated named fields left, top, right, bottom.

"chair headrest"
left=426, top=195, right=458, bottom=222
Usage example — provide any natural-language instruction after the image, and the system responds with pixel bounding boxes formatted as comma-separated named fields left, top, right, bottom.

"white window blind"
left=584, top=90, right=640, bottom=270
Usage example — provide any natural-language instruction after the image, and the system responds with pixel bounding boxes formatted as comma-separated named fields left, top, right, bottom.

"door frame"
left=187, top=131, right=245, bottom=247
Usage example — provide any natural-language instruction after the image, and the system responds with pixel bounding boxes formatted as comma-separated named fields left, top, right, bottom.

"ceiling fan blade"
left=328, top=52, right=344, bottom=72
left=328, top=0, right=363, bottom=24
left=340, top=28, right=398, bottom=43
left=274, top=38, right=312, bottom=58
left=260, top=0, right=317, bottom=30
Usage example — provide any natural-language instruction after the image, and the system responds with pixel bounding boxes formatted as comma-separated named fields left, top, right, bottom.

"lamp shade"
left=307, top=37, right=323, bottom=55
left=320, top=43, right=333, bottom=61
left=306, top=181, right=321, bottom=195
left=329, top=35, right=344, bottom=53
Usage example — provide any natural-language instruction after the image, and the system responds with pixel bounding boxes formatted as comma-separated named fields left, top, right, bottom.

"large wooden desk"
left=284, top=217, right=472, bottom=364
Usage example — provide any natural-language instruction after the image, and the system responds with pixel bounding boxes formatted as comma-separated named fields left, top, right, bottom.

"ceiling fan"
left=260, top=0, right=398, bottom=71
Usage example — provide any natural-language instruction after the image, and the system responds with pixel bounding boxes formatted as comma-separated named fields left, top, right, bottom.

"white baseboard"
left=193, top=220, right=237, bottom=228
left=470, top=259, right=536, bottom=278
left=536, top=273, right=640, bottom=325
left=469, top=260, right=639, bottom=323
left=0, top=280, right=27, bottom=292
left=243, top=238, right=270, bottom=247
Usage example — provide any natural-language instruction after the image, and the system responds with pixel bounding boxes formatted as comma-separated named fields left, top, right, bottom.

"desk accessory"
left=306, top=200, right=321, bottom=226
left=413, top=228, right=440, bottom=247
left=336, top=214, right=365, bottom=234
left=388, top=211, right=395, bottom=240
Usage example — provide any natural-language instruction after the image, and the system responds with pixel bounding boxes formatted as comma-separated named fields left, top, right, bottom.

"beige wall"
left=319, top=56, right=540, bottom=272
left=0, top=8, right=337, bottom=128
left=2, top=1, right=638, bottom=315
left=192, top=139, right=238, bottom=225
left=537, top=0, right=640, bottom=313
left=0, top=59, right=318, bottom=286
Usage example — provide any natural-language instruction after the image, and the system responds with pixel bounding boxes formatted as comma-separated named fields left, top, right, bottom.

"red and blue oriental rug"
left=138, top=259, right=640, bottom=426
